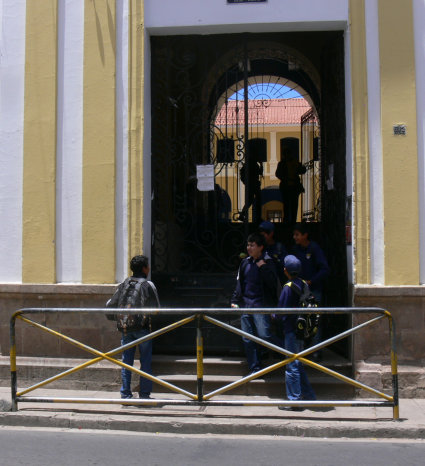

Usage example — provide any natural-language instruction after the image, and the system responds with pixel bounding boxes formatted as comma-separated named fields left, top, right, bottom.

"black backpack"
left=112, top=277, right=160, bottom=333
left=285, top=280, right=320, bottom=341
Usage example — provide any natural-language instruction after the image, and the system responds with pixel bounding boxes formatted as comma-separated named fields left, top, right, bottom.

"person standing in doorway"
left=231, top=233, right=280, bottom=375
left=292, top=223, right=329, bottom=304
left=259, top=220, right=287, bottom=285
left=275, top=150, right=306, bottom=225
left=238, top=156, right=263, bottom=223
left=292, top=223, right=330, bottom=362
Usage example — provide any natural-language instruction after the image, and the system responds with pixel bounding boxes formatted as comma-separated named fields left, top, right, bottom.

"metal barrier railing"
left=10, top=307, right=399, bottom=419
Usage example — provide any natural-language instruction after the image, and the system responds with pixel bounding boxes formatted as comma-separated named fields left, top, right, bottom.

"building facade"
left=1, top=0, right=425, bottom=394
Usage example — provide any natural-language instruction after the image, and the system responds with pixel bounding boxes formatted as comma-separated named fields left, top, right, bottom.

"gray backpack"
left=115, top=277, right=147, bottom=333
left=111, top=277, right=159, bottom=333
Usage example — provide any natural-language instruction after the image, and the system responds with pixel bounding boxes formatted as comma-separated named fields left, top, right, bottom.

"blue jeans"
left=283, top=331, right=316, bottom=401
left=241, top=313, right=277, bottom=372
left=120, top=329, right=152, bottom=398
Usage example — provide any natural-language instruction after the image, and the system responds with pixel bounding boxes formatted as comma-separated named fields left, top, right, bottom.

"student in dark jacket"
left=292, top=223, right=330, bottom=304
left=277, top=255, right=316, bottom=410
left=231, top=233, right=279, bottom=375
left=259, top=220, right=287, bottom=285
left=292, top=223, right=330, bottom=362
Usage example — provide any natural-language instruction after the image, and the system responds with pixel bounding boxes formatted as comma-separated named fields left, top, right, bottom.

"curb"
left=0, top=411, right=423, bottom=439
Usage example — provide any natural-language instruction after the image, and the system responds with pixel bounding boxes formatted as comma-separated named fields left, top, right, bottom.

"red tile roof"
left=215, top=98, right=311, bottom=126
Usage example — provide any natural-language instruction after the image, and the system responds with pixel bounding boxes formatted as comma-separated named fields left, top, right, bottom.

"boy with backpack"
left=277, top=255, right=316, bottom=410
left=106, top=255, right=160, bottom=400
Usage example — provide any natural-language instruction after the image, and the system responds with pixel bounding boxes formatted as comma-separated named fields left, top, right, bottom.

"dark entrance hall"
left=150, top=31, right=348, bottom=357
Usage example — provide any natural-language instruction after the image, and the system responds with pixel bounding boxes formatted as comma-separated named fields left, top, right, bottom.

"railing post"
left=388, top=313, right=399, bottom=420
left=196, top=315, right=204, bottom=402
left=10, top=314, right=17, bottom=411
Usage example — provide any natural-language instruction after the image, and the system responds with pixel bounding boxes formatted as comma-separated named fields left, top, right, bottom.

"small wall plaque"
left=393, top=124, right=406, bottom=136
left=227, top=0, right=267, bottom=3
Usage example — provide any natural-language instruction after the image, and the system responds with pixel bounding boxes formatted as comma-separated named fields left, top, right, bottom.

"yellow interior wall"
left=22, top=0, right=57, bottom=283
left=128, top=0, right=145, bottom=262
left=82, top=0, right=116, bottom=283
left=350, top=0, right=371, bottom=284
left=379, top=0, right=419, bottom=284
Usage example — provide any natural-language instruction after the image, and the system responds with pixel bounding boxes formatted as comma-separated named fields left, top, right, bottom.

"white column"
left=365, top=0, right=384, bottom=284
left=116, top=0, right=129, bottom=282
left=414, top=0, right=425, bottom=284
left=0, top=0, right=26, bottom=282
left=56, top=0, right=84, bottom=283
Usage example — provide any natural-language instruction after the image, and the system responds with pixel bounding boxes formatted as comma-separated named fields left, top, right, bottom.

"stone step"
left=151, top=351, right=352, bottom=377
left=0, top=353, right=354, bottom=398
left=150, top=374, right=354, bottom=398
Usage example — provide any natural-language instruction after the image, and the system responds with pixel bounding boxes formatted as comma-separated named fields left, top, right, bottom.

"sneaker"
left=278, top=406, right=305, bottom=412
left=139, top=393, right=152, bottom=399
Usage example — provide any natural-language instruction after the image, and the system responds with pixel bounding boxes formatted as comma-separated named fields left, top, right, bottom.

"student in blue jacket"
left=277, top=255, right=316, bottom=410
left=292, top=223, right=330, bottom=304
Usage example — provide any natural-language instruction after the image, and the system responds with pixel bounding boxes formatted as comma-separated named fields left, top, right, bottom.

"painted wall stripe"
left=349, top=0, right=370, bottom=284
left=0, top=0, right=26, bottom=283
left=365, top=0, right=384, bottom=284
left=56, top=0, right=84, bottom=283
left=379, top=0, right=419, bottom=285
left=414, top=0, right=425, bottom=284
left=128, top=0, right=144, bottom=260
left=22, top=0, right=58, bottom=283
left=115, top=0, right=129, bottom=282
left=82, top=0, right=116, bottom=283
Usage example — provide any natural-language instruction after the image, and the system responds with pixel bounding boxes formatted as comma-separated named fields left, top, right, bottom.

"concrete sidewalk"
left=1, top=387, right=424, bottom=439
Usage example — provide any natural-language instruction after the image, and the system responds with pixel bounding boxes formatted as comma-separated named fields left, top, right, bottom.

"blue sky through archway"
left=229, top=84, right=302, bottom=100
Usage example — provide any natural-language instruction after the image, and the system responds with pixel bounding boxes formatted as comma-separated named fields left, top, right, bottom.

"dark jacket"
left=277, top=277, right=304, bottom=333
left=292, top=241, right=330, bottom=295
left=231, top=252, right=279, bottom=308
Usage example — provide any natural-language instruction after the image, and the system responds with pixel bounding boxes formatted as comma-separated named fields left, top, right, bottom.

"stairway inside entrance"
left=151, top=349, right=354, bottom=399
left=0, top=350, right=353, bottom=399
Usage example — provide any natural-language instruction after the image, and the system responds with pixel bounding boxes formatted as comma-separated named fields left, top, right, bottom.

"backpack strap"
left=284, top=280, right=309, bottom=301
left=285, top=280, right=301, bottom=295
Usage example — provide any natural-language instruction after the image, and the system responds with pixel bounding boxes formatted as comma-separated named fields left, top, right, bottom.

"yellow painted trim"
left=82, top=0, right=116, bottom=283
left=128, top=0, right=144, bottom=261
left=379, top=0, right=419, bottom=285
left=350, top=0, right=370, bottom=284
left=22, top=0, right=58, bottom=283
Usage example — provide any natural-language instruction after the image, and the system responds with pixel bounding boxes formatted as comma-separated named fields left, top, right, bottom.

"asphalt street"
left=0, top=428, right=424, bottom=466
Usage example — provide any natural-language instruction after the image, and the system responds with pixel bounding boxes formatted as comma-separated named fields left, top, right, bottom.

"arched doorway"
left=151, top=31, right=347, bottom=356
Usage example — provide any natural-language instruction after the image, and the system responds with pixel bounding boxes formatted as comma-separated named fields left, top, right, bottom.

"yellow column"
left=22, top=0, right=58, bottom=283
left=128, top=0, right=144, bottom=261
left=379, top=0, right=419, bottom=284
left=350, top=0, right=370, bottom=284
left=82, top=0, right=116, bottom=283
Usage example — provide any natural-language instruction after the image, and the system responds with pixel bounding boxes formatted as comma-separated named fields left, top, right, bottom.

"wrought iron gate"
left=300, top=108, right=321, bottom=221
left=150, top=32, right=348, bottom=355
left=151, top=35, right=320, bottom=286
